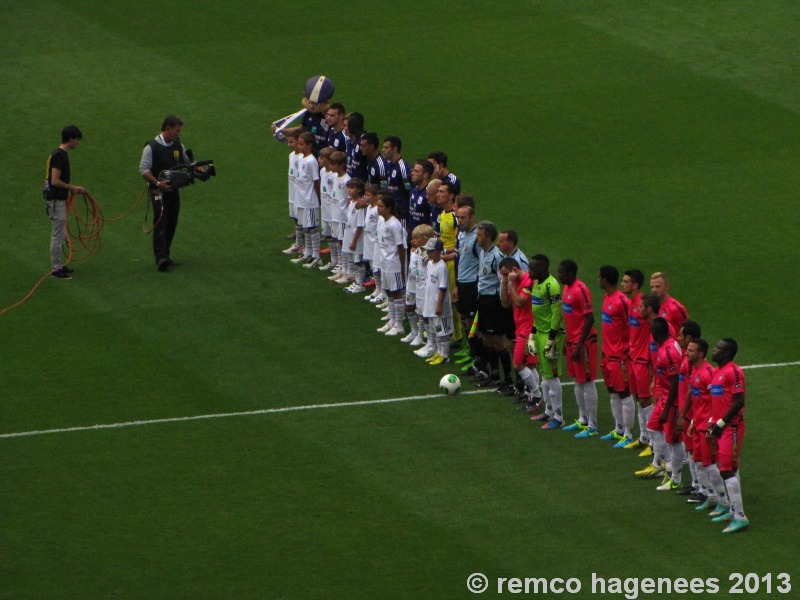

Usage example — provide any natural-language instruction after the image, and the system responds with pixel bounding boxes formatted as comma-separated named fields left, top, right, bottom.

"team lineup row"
left=275, top=114, right=750, bottom=535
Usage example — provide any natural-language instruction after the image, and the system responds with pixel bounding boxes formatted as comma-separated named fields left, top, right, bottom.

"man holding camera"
left=139, top=115, right=192, bottom=272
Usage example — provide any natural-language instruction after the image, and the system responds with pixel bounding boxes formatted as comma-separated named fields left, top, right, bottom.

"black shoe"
left=494, top=382, right=517, bottom=397
left=477, top=376, right=501, bottom=389
left=157, top=258, right=171, bottom=272
left=674, top=485, right=696, bottom=496
left=166, top=258, right=180, bottom=267
left=686, top=493, right=707, bottom=504
left=469, top=371, right=489, bottom=383
left=51, top=268, right=72, bottom=280
left=61, top=266, right=75, bottom=274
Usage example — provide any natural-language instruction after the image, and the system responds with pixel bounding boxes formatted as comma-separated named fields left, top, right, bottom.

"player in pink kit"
left=646, top=317, right=683, bottom=488
left=557, top=260, right=599, bottom=437
left=622, top=270, right=653, bottom=455
left=675, top=320, right=702, bottom=495
left=598, top=265, right=634, bottom=447
left=499, top=258, right=542, bottom=402
left=650, top=272, right=689, bottom=335
left=682, top=339, right=730, bottom=510
left=707, top=338, right=750, bottom=533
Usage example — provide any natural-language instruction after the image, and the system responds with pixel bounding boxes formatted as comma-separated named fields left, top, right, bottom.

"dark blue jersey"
left=327, top=128, right=348, bottom=153
left=367, top=155, right=390, bottom=188
left=301, top=112, right=329, bottom=155
left=406, top=186, right=432, bottom=238
left=347, top=134, right=368, bottom=180
left=443, top=171, right=461, bottom=195
left=387, top=157, right=412, bottom=219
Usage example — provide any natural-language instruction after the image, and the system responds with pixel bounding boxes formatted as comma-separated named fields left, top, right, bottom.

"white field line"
left=2, top=361, right=799, bottom=441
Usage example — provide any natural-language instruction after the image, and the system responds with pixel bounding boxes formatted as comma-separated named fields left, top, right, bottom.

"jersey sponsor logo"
left=601, top=311, right=613, bottom=324
left=532, top=296, right=544, bottom=306
left=563, top=302, right=574, bottom=314
left=629, top=316, right=640, bottom=327
left=710, top=384, right=724, bottom=396
left=649, top=341, right=658, bottom=352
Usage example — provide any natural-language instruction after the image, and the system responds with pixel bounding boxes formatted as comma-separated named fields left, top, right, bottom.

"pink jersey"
left=511, top=273, right=534, bottom=335
left=562, top=279, right=595, bottom=345
left=710, top=362, right=746, bottom=426
left=689, top=360, right=715, bottom=429
left=601, top=289, right=629, bottom=359
left=660, top=296, right=689, bottom=334
left=627, top=292, right=650, bottom=362
left=654, top=337, right=682, bottom=402
left=678, top=356, right=690, bottom=414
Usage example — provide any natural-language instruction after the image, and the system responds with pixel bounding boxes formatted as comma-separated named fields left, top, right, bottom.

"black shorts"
left=503, top=305, right=516, bottom=339
left=456, top=281, right=478, bottom=320
left=477, top=294, right=505, bottom=335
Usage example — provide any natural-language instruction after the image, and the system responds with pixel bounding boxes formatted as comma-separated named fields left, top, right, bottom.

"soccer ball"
left=304, top=75, right=335, bottom=104
left=439, top=374, right=461, bottom=396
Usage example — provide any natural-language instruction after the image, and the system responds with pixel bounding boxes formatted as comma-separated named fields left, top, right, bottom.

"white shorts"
left=405, top=291, right=416, bottom=306
left=296, top=206, right=319, bottom=229
left=381, top=271, right=405, bottom=293
left=331, top=221, right=346, bottom=240
left=289, top=201, right=297, bottom=219
left=429, top=315, right=454, bottom=338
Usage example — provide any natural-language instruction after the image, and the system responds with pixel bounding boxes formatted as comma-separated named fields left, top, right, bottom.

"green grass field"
left=2, top=2, right=799, bottom=598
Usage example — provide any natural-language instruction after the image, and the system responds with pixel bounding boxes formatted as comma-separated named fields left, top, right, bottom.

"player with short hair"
left=325, top=103, right=348, bottom=152
left=598, top=265, right=635, bottom=446
left=499, top=257, right=542, bottom=403
left=361, top=132, right=390, bottom=189
left=326, top=151, right=350, bottom=282
left=427, top=151, right=461, bottom=194
left=556, top=260, right=599, bottom=436
left=707, top=338, right=749, bottom=533
left=644, top=317, right=682, bottom=487
left=362, top=184, right=384, bottom=302
left=528, top=255, right=566, bottom=429
left=345, top=112, right=368, bottom=181
left=621, top=269, right=652, bottom=453
left=675, top=320, right=703, bottom=495
left=421, top=238, right=454, bottom=365
left=375, top=194, right=407, bottom=336
left=281, top=131, right=303, bottom=255
left=383, top=136, right=412, bottom=221
left=407, top=159, right=434, bottom=239
left=290, top=132, right=322, bottom=268
left=435, top=181, right=464, bottom=345
left=650, top=272, right=690, bottom=334
left=342, top=178, right=367, bottom=292
left=317, top=147, right=335, bottom=264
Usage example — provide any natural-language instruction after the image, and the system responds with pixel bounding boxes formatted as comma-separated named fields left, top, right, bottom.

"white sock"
left=356, top=262, right=366, bottom=285
left=573, top=383, right=587, bottom=425
left=310, top=228, right=320, bottom=258
left=724, top=474, right=746, bottom=520
left=393, top=299, right=405, bottom=331
left=621, top=395, right=635, bottom=439
left=581, top=382, right=598, bottom=429
left=541, top=378, right=552, bottom=416
left=546, top=377, right=562, bottom=421
left=609, top=393, right=623, bottom=434
left=687, top=453, right=699, bottom=489
left=407, top=312, right=419, bottom=336
left=639, top=404, right=653, bottom=443
left=704, top=464, right=728, bottom=505
left=437, top=335, right=451, bottom=359
left=648, top=429, right=668, bottom=469
left=670, top=442, right=685, bottom=484
left=518, top=367, right=540, bottom=396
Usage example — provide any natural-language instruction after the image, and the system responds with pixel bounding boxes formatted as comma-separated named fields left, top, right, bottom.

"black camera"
left=157, top=149, right=216, bottom=190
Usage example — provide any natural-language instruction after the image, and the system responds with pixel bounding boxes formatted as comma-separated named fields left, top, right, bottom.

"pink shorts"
left=647, top=398, right=680, bottom=443
left=513, top=334, right=537, bottom=367
left=716, top=420, right=745, bottom=472
left=629, top=360, right=651, bottom=400
left=692, top=429, right=714, bottom=467
left=565, top=340, right=597, bottom=384
left=600, top=356, right=629, bottom=393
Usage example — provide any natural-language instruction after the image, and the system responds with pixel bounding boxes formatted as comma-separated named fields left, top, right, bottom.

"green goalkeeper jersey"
left=530, top=274, right=564, bottom=335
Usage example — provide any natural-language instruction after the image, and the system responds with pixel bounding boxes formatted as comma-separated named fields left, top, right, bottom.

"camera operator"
left=139, top=114, right=192, bottom=272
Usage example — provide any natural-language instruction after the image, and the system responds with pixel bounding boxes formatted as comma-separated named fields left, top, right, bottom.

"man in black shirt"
left=44, top=125, right=86, bottom=279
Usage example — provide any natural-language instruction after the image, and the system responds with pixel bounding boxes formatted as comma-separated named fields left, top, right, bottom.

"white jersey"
left=377, top=215, right=406, bottom=274
left=331, top=172, right=350, bottom=224
left=342, top=200, right=366, bottom=255
left=407, top=249, right=420, bottom=295
left=414, top=251, right=428, bottom=310
left=294, top=153, right=319, bottom=209
left=363, top=204, right=380, bottom=262
left=288, top=151, right=300, bottom=205
left=319, top=166, right=334, bottom=221
left=423, top=259, right=452, bottom=319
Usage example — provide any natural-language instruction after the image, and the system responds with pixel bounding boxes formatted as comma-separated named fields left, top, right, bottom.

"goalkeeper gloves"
left=526, top=333, right=537, bottom=355
left=544, top=339, right=558, bottom=361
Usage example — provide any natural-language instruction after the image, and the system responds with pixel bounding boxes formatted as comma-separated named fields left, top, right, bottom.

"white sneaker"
left=376, top=323, right=392, bottom=333
left=346, top=285, right=365, bottom=294
left=370, top=294, right=387, bottom=304
left=380, top=304, right=389, bottom=312
left=334, top=274, right=350, bottom=284
left=400, top=332, right=417, bottom=343
left=385, top=327, right=403, bottom=336
left=318, top=262, right=333, bottom=271
left=409, top=335, right=424, bottom=347
left=364, top=291, right=378, bottom=301
left=327, top=272, right=342, bottom=281
left=414, top=346, right=435, bottom=358
left=290, top=255, right=308, bottom=264
left=303, top=258, right=322, bottom=269
left=282, top=244, right=301, bottom=255
left=380, top=314, right=390, bottom=321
